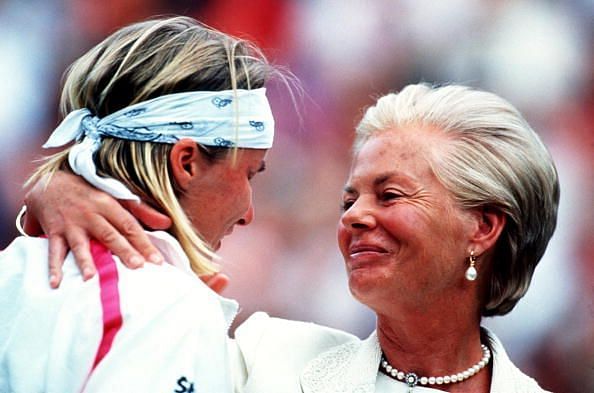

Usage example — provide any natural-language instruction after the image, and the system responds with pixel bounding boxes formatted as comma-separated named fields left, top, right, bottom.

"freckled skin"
left=179, top=148, right=267, bottom=249
left=338, top=126, right=477, bottom=316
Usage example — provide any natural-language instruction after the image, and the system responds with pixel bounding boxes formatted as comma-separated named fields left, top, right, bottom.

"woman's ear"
left=169, top=139, right=203, bottom=192
left=468, top=207, right=506, bottom=255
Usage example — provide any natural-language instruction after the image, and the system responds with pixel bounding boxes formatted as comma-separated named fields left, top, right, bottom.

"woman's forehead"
left=347, top=130, right=447, bottom=186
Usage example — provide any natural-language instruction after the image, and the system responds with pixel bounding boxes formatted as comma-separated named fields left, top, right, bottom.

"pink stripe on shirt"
left=90, top=241, right=123, bottom=370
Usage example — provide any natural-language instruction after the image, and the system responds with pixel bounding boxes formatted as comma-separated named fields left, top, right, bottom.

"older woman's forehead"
left=351, top=131, right=438, bottom=171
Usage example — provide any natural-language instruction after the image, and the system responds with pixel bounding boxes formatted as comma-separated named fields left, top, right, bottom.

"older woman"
left=224, top=84, right=557, bottom=393
left=23, top=84, right=557, bottom=393
left=0, top=16, right=280, bottom=392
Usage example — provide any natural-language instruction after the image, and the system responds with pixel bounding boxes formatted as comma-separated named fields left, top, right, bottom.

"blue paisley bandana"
left=43, top=88, right=274, bottom=201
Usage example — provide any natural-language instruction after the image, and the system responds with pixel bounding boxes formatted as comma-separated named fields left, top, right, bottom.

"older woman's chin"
left=347, top=270, right=386, bottom=304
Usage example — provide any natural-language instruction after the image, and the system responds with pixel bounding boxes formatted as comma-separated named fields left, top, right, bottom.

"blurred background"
left=0, top=0, right=592, bottom=391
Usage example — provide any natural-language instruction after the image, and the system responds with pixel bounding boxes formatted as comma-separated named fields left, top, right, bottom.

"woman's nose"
left=340, top=198, right=376, bottom=230
left=237, top=204, right=254, bottom=226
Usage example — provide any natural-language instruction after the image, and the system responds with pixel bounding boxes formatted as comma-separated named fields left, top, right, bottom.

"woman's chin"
left=348, top=269, right=385, bottom=302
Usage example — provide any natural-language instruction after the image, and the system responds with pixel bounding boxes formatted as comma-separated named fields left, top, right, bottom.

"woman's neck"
left=377, top=310, right=491, bottom=392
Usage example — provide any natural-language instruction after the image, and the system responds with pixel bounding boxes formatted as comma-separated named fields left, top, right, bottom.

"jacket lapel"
left=300, top=331, right=381, bottom=393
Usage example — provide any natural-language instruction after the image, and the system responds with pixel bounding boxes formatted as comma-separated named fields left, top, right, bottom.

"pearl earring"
left=465, top=251, right=478, bottom=281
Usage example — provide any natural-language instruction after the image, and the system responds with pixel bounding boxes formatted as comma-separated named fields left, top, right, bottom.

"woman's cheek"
left=336, top=222, right=351, bottom=258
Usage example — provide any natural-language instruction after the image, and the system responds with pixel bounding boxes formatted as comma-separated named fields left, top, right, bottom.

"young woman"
left=0, top=16, right=279, bottom=392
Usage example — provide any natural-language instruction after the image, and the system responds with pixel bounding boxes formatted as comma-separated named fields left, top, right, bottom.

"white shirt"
left=0, top=232, right=238, bottom=393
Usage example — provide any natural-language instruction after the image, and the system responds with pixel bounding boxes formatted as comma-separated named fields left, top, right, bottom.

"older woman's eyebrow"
left=343, top=171, right=416, bottom=194
left=343, top=172, right=400, bottom=193
left=257, top=161, right=266, bottom=173
left=374, top=171, right=419, bottom=189
left=374, top=173, right=395, bottom=187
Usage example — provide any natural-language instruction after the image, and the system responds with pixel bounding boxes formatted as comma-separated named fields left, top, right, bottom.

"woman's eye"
left=381, top=191, right=401, bottom=202
left=341, top=200, right=355, bottom=211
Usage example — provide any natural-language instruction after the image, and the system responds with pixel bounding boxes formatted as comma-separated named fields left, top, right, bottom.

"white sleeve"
left=0, top=237, right=101, bottom=393
left=0, top=237, right=234, bottom=393
left=232, top=312, right=358, bottom=393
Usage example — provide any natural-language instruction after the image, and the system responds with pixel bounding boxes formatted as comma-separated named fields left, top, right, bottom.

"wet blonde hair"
left=356, top=83, right=560, bottom=316
left=28, top=16, right=280, bottom=275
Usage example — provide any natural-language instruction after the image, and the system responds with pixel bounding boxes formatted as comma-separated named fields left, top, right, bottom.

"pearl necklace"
left=379, top=344, right=491, bottom=392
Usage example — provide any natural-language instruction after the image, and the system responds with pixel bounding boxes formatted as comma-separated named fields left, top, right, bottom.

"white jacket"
left=232, top=313, right=550, bottom=393
left=0, top=232, right=238, bottom=393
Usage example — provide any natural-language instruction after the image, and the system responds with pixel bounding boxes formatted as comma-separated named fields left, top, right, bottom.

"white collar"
left=300, top=327, right=548, bottom=393
left=485, top=326, right=549, bottom=393
left=146, top=230, right=239, bottom=330
left=300, top=330, right=380, bottom=393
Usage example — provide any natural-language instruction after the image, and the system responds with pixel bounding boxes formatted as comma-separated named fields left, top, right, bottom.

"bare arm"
left=24, top=171, right=171, bottom=288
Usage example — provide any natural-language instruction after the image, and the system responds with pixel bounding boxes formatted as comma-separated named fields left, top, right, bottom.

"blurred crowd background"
left=0, top=0, right=592, bottom=391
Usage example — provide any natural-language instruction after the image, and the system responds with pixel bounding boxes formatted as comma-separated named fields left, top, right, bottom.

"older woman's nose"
left=237, top=204, right=255, bottom=226
left=341, top=199, right=376, bottom=230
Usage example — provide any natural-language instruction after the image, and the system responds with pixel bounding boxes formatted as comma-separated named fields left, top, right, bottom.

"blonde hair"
left=356, top=83, right=560, bottom=316
left=28, top=16, right=281, bottom=275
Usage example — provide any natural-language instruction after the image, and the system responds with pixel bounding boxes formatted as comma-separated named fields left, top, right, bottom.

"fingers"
left=88, top=213, right=150, bottom=268
left=25, top=170, right=167, bottom=283
left=200, top=272, right=230, bottom=294
left=47, top=235, right=68, bottom=288
left=96, top=205, right=164, bottom=266
left=63, top=227, right=96, bottom=281
left=122, top=200, right=172, bottom=230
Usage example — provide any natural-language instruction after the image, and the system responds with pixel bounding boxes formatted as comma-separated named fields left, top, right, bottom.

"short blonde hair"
left=356, top=83, right=560, bottom=316
left=28, top=16, right=280, bottom=275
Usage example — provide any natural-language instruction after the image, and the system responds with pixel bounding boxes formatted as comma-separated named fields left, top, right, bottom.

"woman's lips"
left=349, top=243, right=388, bottom=256
left=347, top=243, right=389, bottom=269
left=214, top=227, right=235, bottom=250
